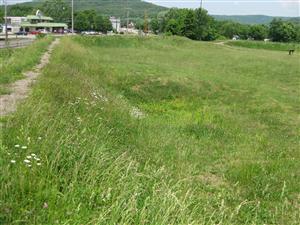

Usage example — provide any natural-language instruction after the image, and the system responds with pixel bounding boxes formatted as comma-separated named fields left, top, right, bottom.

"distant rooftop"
left=20, top=22, right=68, bottom=28
left=27, top=15, right=54, bottom=21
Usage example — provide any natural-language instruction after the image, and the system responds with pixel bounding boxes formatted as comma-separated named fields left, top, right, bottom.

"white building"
left=2, top=17, right=26, bottom=33
left=2, top=12, right=68, bottom=34
left=109, top=17, right=121, bottom=33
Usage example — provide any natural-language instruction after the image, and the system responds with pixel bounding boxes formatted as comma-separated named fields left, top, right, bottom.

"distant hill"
left=212, top=15, right=300, bottom=24
left=16, top=0, right=167, bottom=19
left=7, top=1, right=300, bottom=25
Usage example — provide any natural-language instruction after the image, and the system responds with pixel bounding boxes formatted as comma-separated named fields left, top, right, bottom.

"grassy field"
left=0, top=37, right=53, bottom=94
left=226, top=40, right=300, bottom=52
left=0, top=36, right=299, bottom=224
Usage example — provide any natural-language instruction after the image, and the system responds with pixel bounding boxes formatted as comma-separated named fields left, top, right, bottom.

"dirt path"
left=0, top=38, right=60, bottom=116
left=215, top=41, right=226, bottom=46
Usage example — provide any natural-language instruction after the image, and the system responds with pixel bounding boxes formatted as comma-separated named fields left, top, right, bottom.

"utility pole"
left=71, top=0, right=74, bottom=34
left=126, top=9, right=129, bottom=33
left=126, top=0, right=129, bottom=34
left=200, top=0, right=203, bottom=10
left=143, top=10, right=148, bottom=35
left=4, top=0, right=8, bottom=47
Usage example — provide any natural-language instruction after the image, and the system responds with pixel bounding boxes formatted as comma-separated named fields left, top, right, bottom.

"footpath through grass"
left=0, top=36, right=299, bottom=224
left=226, top=40, right=300, bottom=52
left=0, top=37, right=54, bottom=94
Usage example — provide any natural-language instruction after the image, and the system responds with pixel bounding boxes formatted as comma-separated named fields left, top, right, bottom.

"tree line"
left=150, top=8, right=300, bottom=42
left=0, top=0, right=112, bottom=33
left=1, top=2, right=299, bottom=42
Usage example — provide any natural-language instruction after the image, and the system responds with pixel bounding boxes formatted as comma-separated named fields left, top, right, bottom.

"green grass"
left=0, top=37, right=54, bottom=94
left=0, top=36, right=299, bottom=224
left=226, top=40, right=300, bottom=52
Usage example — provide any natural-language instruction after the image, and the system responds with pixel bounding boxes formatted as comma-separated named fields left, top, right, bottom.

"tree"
left=182, top=10, right=196, bottom=39
left=194, top=8, right=216, bottom=41
left=150, top=18, right=159, bottom=34
left=161, top=8, right=188, bottom=36
left=94, top=15, right=104, bottom=32
left=8, top=5, right=35, bottom=17
left=166, top=19, right=180, bottom=35
left=42, top=0, right=71, bottom=24
left=157, top=10, right=168, bottom=33
left=269, top=19, right=297, bottom=42
left=0, top=9, right=4, bottom=24
left=249, top=25, right=268, bottom=40
left=74, top=10, right=112, bottom=33
left=296, top=25, right=300, bottom=42
left=217, top=21, right=250, bottom=40
left=74, top=11, right=89, bottom=31
left=100, top=17, right=113, bottom=33
left=135, top=18, right=144, bottom=30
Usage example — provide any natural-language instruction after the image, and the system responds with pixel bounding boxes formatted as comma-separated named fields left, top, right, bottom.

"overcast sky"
left=4, top=0, right=300, bottom=17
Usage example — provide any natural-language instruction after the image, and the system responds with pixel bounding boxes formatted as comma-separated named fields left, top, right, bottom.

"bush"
left=36, top=33, right=47, bottom=39
left=269, top=19, right=297, bottom=42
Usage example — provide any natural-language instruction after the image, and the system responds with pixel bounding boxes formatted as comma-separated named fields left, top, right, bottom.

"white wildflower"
left=99, top=95, right=108, bottom=102
left=31, top=153, right=36, bottom=157
left=26, top=164, right=32, bottom=168
left=10, top=160, right=16, bottom=164
left=38, top=137, right=42, bottom=140
left=35, top=158, right=41, bottom=161
left=130, top=107, right=145, bottom=119
left=26, top=156, right=32, bottom=159
left=14, top=144, right=20, bottom=148
left=21, top=146, right=27, bottom=149
left=24, top=159, right=30, bottom=164
left=37, top=163, right=42, bottom=166
left=43, top=202, right=48, bottom=209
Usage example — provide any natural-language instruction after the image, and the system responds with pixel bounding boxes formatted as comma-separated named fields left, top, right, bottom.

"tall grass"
left=226, top=40, right=300, bottom=52
left=0, top=37, right=54, bottom=94
left=0, top=36, right=299, bottom=224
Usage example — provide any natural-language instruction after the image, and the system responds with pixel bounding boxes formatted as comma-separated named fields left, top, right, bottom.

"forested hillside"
left=213, top=15, right=300, bottom=25
left=3, top=1, right=299, bottom=24
left=13, top=0, right=167, bottom=19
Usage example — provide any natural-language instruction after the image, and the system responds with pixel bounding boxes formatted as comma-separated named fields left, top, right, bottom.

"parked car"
left=41, top=30, right=50, bottom=34
left=29, top=31, right=41, bottom=35
left=15, top=31, right=27, bottom=36
left=81, top=31, right=98, bottom=35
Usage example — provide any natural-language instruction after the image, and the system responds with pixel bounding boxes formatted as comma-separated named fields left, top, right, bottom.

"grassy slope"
left=0, top=36, right=299, bottom=224
left=226, top=40, right=300, bottom=52
left=0, top=37, right=54, bottom=94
